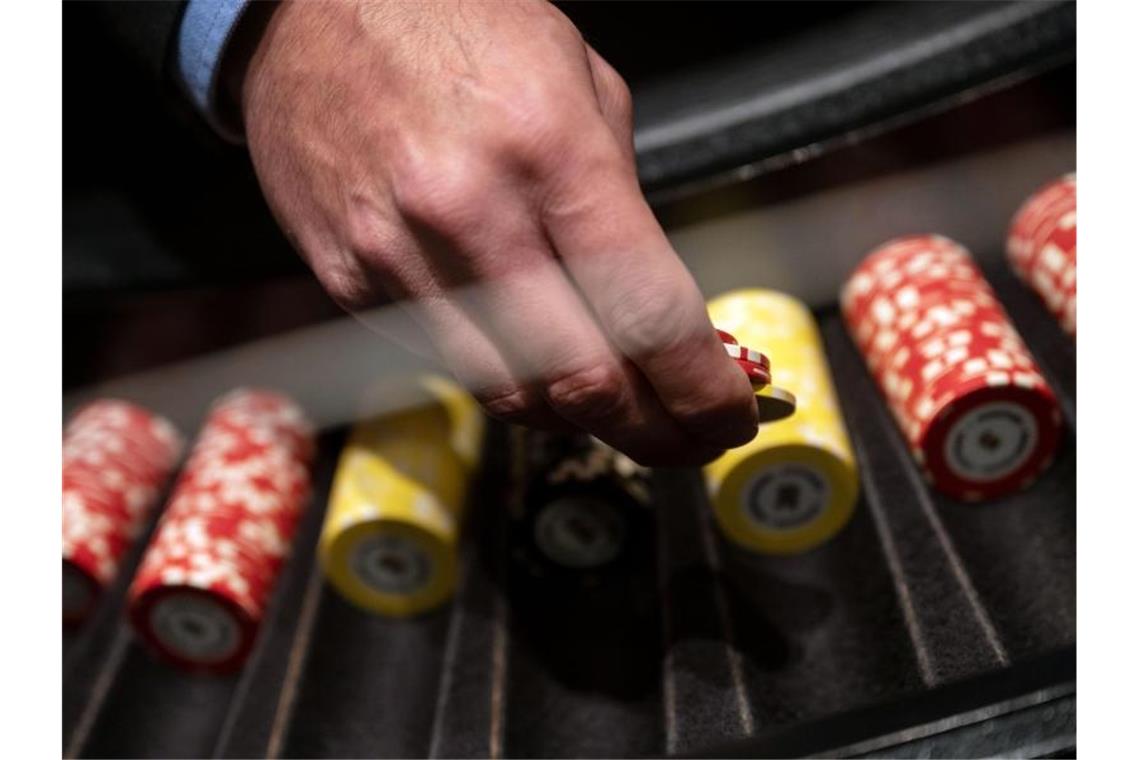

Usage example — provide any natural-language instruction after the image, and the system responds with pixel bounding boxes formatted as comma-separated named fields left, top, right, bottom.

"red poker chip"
left=876, top=325, right=1043, bottom=396
left=128, top=388, right=313, bottom=671
left=145, top=511, right=299, bottom=580
left=65, top=435, right=175, bottom=476
left=852, top=291, right=1011, bottom=362
left=846, top=272, right=1003, bottom=330
left=717, top=329, right=771, bottom=363
left=723, top=342, right=770, bottom=370
left=844, top=294, right=988, bottom=351
left=134, top=548, right=276, bottom=609
left=158, top=509, right=300, bottom=560
left=137, top=546, right=274, bottom=602
left=734, top=358, right=771, bottom=388
left=159, top=500, right=301, bottom=546
left=918, top=379, right=1062, bottom=501
left=845, top=238, right=970, bottom=296
left=210, top=390, right=314, bottom=453
left=168, top=473, right=309, bottom=516
left=889, top=333, right=1040, bottom=395
left=132, top=543, right=276, bottom=623
left=851, top=257, right=987, bottom=301
left=864, top=278, right=1002, bottom=315
left=842, top=236, right=978, bottom=310
left=174, top=465, right=310, bottom=510
left=1006, top=175, right=1076, bottom=336
left=129, top=583, right=258, bottom=674
left=1008, top=176, right=1074, bottom=253
left=63, top=400, right=183, bottom=625
left=843, top=235, right=1063, bottom=500
left=716, top=329, right=738, bottom=346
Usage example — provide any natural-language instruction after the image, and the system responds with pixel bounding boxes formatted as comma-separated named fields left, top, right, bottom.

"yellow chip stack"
left=319, top=375, right=484, bottom=616
left=706, top=289, right=859, bottom=554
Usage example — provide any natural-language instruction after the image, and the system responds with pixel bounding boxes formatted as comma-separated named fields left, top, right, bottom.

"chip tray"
left=62, top=259, right=1074, bottom=758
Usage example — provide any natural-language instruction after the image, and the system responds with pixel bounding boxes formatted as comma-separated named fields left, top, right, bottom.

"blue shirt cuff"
left=177, top=0, right=251, bottom=141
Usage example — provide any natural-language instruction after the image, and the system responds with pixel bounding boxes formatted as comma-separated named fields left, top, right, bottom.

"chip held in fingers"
left=716, top=327, right=795, bottom=423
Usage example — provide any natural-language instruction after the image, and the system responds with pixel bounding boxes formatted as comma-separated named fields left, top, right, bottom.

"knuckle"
left=603, top=72, right=633, bottom=119
left=343, top=204, right=387, bottom=261
left=544, top=363, right=627, bottom=422
left=475, top=83, right=621, bottom=179
left=390, top=153, right=482, bottom=233
left=343, top=221, right=406, bottom=287
left=615, top=78, right=633, bottom=113
left=608, top=278, right=699, bottom=359
left=613, top=91, right=633, bottom=126
left=479, top=387, right=541, bottom=425
left=319, top=266, right=377, bottom=313
left=491, top=91, right=570, bottom=160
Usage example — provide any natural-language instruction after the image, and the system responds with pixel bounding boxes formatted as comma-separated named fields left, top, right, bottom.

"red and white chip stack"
left=63, top=400, right=184, bottom=625
left=1007, top=174, right=1076, bottom=336
left=841, top=235, right=1063, bottom=501
left=716, top=329, right=772, bottom=387
left=128, top=389, right=315, bottom=673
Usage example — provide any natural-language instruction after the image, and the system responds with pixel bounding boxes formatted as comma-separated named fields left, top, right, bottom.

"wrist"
left=218, top=1, right=280, bottom=134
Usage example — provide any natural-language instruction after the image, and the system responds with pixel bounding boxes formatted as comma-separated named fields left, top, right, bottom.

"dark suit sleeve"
left=85, top=1, right=188, bottom=85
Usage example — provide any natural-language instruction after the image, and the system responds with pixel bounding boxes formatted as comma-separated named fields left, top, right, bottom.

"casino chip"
left=319, top=376, right=484, bottom=617
left=707, top=291, right=859, bottom=554
left=841, top=235, right=1063, bottom=501
left=510, top=430, right=652, bottom=589
left=127, top=389, right=314, bottom=672
left=62, top=400, right=183, bottom=624
left=716, top=328, right=795, bottom=423
left=1007, top=174, right=1076, bottom=336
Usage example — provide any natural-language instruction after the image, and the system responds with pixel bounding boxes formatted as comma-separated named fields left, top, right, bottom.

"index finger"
left=538, top=131, right=760, bottom=449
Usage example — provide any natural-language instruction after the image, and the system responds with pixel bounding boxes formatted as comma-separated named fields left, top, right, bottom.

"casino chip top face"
left=533, top=496, right=627, bottom=569
left=349, top=530, right=435, bottom=596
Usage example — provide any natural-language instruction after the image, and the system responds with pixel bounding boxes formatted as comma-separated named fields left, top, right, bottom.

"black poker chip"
left=509, top=431, right=653, bottom=591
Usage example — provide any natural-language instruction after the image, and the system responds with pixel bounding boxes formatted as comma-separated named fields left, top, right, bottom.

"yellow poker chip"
left=706, top=289, right=859, bottom=555
left=319, top=376, right=484, bottom=617
left=709, top=443, right=858, bottom=555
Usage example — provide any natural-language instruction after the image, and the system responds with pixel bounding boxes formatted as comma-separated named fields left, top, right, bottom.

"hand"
left=238, top=0, right=759, bottom=465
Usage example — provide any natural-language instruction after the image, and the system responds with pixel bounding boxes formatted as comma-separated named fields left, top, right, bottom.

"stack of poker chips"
left=320, top=376, right=484, bottom=618
left=127, top=389, right=314, bottom=672
left=63, top=400, right=184, bottom=624
left=718, top=329, right=770, bottom=386
left=842, top=235, right=1063, bottom=501
left=511, top=430, right=653, bottom=588
left=1007, top=174, right=1076, bottom=336
left=707, top=290, right=859, bottom=554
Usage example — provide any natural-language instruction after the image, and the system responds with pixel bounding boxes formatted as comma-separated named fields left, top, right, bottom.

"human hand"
left=239, top=0, right=759, bottom=465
